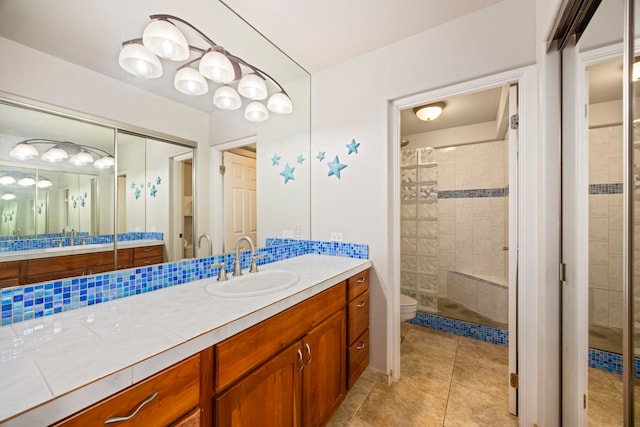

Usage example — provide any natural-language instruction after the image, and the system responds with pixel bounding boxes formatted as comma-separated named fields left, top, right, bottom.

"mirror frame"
left=0, top=89, right=198, bottom=272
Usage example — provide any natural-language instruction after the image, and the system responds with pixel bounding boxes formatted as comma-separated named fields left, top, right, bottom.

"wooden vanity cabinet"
left=347, top=269, right=370, bottom=389
left=55, top=351, right=209, bottom=427
left=214, top=282, right=347, bottom=427
left=0, top=261, right=20, bottom=289
left=133, top=244, right=164, bottom=267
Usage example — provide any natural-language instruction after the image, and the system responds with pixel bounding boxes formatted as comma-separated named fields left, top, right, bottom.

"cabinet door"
left=302, top=309, right=346, bottom=427
left=215, top=341, right=302, bottom=427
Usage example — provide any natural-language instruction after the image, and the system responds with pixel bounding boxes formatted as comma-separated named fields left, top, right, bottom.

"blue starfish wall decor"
left=346, top=138, right=360, bottom=155
left=271, top=154, right=281, bottom=166
left=297, top=155, right=305, bottom=164
left=316, top=151, right=326, bottom=162
left=327, top=156, right=347, bottom=179
left=280, top=163, right=296, bottom=184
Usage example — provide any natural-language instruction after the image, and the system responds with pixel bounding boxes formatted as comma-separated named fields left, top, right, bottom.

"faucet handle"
left=250, top=254, right=265, bottom=273
left=211, top=262, right=228, bottom=282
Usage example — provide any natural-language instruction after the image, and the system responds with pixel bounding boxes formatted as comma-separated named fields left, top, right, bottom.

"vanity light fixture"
left=37, top=179, right=53, bottom=188
left=1, top=193, right=16, bottom=201
left=119, top=14, right=293, bottom=122
left=414, top=102, right=446, bottom=121
left=8, top=139, right=115, bottom=170
left=0, top=175, right=16, bottom=186
left=17, top=177, right=36, bottom=187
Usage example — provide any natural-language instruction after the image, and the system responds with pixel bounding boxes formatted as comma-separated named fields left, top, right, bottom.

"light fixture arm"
left=17, top=139, right=114, bottom=158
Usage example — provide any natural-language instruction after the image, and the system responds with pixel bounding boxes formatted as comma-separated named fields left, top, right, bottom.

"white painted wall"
left=310, top=0, right=535, bottom=378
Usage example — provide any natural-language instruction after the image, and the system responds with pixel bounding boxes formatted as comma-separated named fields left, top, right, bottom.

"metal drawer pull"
left=297, top=349, right=304, bottom=372
left=356, top=342, right=366, bottom=350
left=305, top=343, right=312, bottom=365
left=143, top=248, right=153, bottom=252
left=356, top=277, right=365, bottom=283
left=356, top=300, right=366, bottom=307
left=104, top=391, right=158, bottom=424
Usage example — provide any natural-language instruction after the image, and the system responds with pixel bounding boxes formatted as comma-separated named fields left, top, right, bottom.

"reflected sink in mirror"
left=205, top=269, right=299, bottom=298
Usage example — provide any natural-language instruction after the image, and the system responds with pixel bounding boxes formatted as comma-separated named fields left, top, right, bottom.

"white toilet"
left=400, top=294, right=418, bottom=321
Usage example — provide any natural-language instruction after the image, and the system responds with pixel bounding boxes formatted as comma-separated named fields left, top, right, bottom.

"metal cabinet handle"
left=356, top=300, right=366, bottom=308
left=356, top=342, right=366, bottom=350
left=297, top=349, right=304, bottom=372
left=305, top=343, right=312, bottom=365
left=104, top=391, right=158, bottom=424
left=143, top=248, right=153, bottom=252
left=356, top=277, right=365, bottom=283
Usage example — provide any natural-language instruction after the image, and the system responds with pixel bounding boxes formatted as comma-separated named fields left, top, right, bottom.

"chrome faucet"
left=233, top=236, right=255, bottom=276
left=70, top=229, right=76, bottom=246
left=197, top=233, right=212, bottom=257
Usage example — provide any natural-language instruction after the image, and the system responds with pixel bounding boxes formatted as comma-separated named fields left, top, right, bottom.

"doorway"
left=389, top=66, right=537, bottom=420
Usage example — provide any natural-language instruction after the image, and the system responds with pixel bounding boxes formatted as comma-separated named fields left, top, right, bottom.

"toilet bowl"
left=400, top=294, right=418, bottom=321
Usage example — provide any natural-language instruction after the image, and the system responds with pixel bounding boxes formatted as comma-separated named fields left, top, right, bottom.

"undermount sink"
left=205, top=269, right=300, bottom=298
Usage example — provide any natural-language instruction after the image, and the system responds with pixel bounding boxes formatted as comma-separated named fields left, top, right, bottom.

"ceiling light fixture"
left=414, top=102, right=446, bottom=121
left=119, top=14, right=293, bottom=121
left=8, top=139, right=114, bottom=170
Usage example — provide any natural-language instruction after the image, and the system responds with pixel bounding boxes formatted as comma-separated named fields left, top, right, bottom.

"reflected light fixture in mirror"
left=0, top=171, right=52, bottom=188
left=1, top=193, right=16, bottom=201
left=414, top=101, right=446, bottom=121
left=9, top=139, right=115, bottom=169
left=633, top=58, right=640, bottom=81
left=118, top=14, right=292, bottom=122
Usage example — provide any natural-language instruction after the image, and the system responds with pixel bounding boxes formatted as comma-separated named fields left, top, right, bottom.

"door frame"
left=388, top=65, right=538, bottom=419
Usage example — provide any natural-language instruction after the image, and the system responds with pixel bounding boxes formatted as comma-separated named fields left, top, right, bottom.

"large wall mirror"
left=0, top=96, right=197, bottom=285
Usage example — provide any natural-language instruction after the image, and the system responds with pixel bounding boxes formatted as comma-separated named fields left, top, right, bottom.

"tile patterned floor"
left=328, top=323, right=517, bottom=426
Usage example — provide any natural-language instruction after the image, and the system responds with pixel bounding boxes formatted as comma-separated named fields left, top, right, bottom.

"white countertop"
left=0, top=254, right=372, bottom=426
left=0, top=240, right=163, bottom=262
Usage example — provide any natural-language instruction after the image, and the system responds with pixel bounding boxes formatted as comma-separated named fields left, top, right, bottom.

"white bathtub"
left=446, top=271, right=508, bottom=324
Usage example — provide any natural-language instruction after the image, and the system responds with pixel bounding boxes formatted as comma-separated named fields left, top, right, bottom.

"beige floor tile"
left=327, top=372, right=377, bottom=427
left=444, top=381, right=517, bottom=427
left=354, top=381, right=447, bottom=427
left=588, top=367, right=623, bottom=426
left=399, top=352, right=454, bottom=399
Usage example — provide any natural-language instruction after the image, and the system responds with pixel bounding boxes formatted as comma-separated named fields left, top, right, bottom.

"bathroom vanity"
left=0, top=241, right=165, bottom=288
left=0, top=254, right=371, bottom=427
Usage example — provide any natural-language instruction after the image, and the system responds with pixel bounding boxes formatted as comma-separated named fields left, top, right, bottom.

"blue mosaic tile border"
left=1, top=239, right=368, bottom=327
left=266, top=238, right=369, bottom=259
left=588, top=348, right=640, bottom=378
left=411, top=313, right=640, bottom=378
left=589, top=183, right=623, bottom=195
left=0, top=232, right=164, bottom=252
left=437, top=187, right=508, bottom=199
left=408, top=311, right=508, bottom=346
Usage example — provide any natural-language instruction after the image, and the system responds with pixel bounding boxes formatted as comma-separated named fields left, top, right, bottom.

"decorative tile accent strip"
left=437, top=187, right=508, bottom=199
left=589, top=183, right=623, bottom=194
left=408, top=311, right=508, bottom=346
left=1, top=239, right=368, bottom=327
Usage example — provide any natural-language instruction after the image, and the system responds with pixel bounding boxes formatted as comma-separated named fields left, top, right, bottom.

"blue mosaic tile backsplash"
left=1, top=239, right=368, bottom=326
left=589, top=183, right=623, bottom=194
left=0, top=232, right=164, bottom=252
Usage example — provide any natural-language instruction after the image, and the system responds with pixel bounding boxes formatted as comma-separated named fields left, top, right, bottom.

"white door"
left=507, top=83, right=519, bottom=415
left=223, top=151, right=257, bottom=252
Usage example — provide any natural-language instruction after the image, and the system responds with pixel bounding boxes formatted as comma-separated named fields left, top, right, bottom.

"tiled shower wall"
left=589, top=125, right=623, bottom=330
left=400, top=148, right=438, bottom=312
left=436, top=140, right=508, bottom=298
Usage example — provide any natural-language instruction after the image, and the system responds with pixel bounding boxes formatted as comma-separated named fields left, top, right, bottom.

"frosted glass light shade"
left=267, top=92, right=293, bottom=114
left=37, top=179, right=53, bottom=188
left=9, top=143, right=38, bottom=160
left=42, top=146, right=68, bottom=163
left=244, top=102, right=269, bottom=122
left=94, top=156, right=115, bottom=169
left=199, top=51, right=235, bottom=83
left=413, top=102, right=445, bottom=121
left=18, top=177, right=36, bottom=187
left=119, top=43, right=163, bottom=78
left=69, top=150, right=93, bottom=166
left=0, top=175, right=16, bottom=185
left=174, top=67, right=208, bottom=95
left=213, top=86, right=242, bottom=110
left=1, top=193, right=16, bottom=201
left=143, top=19, right=189, bottom=61
left=238, top=74, right=267, bottom=100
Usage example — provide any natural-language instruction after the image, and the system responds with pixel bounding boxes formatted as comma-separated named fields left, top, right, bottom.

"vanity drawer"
left=347, top=269, right=369, bottom=301
left=55, top=354, right=200, bottom=427
left=215, top=281, right=346, bottom=393
left=133, top=244, right=164, bottom=266
left=347, top=290, right=369, bottom=345
left=0, top=261, right=20, bottom=279
left=347, top=329, right=369, bottom=389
